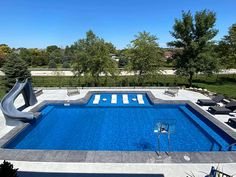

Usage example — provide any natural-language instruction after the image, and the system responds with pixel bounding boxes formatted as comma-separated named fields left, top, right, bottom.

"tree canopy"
left=168, top=10, right=219, bottom=86
left=217, top=24, right=236, bottom=69
left=72, top=30, right=118, bottom=84
left=0, top=44, right=12, bottom=67
left=127, top=31, right=163, bottom=76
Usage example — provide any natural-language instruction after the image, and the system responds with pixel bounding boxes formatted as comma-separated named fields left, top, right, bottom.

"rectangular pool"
left=4, top=93, right=235, bottom=152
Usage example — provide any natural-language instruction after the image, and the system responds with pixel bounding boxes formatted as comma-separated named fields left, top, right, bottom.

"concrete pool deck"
left=0, top=88, right=236, bottom=176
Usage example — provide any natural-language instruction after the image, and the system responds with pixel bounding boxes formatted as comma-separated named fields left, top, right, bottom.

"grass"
left=0, top=74, right=235, bottom=100
left=0, top=88, right=5, bottom=100
left=192, top=74, right=236, bottom=99
left=194, top=83, right=236, bottom=99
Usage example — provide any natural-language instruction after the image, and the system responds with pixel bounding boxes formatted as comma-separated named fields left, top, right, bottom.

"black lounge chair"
left=196, top=95, right=224, bottom=106
left=208, top=101, right=236, bottom=114
left=228, top=118, right=236, bottom=128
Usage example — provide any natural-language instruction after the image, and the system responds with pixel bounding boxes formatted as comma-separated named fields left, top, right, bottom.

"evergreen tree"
left=48, top=59, right=57, bottom=68
left=2, top=53, right=31, bottom=90
left=168, top=10, right=219, bottom=86
left=0, top=160, right=18, bottom=177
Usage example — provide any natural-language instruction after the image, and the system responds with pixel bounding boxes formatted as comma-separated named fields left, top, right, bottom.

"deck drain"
left=183, top=155, right=190, bottom=161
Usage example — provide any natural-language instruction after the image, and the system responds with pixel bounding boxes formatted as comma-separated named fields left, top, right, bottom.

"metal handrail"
left=225, top=142, right=236, bottom=151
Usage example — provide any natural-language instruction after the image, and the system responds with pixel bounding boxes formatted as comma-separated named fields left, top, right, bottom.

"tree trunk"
left=188, top=72, right=194, bottom=87
left=138, top=70, right=143, bottom=86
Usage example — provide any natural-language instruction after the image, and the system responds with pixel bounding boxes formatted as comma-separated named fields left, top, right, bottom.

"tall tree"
left=2, top=53, right=31, bottom=90
left=128, top=31, right=162, bottom=76
left=217, top=24, right=236, bottom=69
left=72, top=30, right=118, bottom=85
left=168, top=10, right=219, bottom=86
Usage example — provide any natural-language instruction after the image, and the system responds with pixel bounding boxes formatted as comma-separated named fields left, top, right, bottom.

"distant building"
left=109, top=54, right=119, bottom=62
left=164, top=51, right=174, bottom=59
left=163, top=48, right=183, bottom=60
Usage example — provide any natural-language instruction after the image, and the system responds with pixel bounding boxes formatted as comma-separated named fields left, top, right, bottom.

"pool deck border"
left=0, top=90, right=236, bottom=163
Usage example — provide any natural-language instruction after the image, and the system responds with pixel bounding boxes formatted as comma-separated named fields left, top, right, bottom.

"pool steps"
left=179, top=106, right=228, bottom=151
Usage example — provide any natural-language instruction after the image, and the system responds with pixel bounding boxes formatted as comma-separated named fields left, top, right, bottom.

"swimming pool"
left=4, top=93, right=236, bottom=152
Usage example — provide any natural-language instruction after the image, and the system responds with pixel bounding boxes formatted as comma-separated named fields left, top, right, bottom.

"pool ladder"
left=155, top=122, right=171, bottom=153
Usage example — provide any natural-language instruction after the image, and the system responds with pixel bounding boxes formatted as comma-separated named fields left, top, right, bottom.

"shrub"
left=0, top=160, right=18, bottom=177
left=48, top=60, right=57, bottom=68
left=62, top=61, right=70, bottom=68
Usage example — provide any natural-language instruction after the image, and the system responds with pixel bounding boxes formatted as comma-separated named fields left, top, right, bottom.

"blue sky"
left=0, top=0, right=235, bottom=49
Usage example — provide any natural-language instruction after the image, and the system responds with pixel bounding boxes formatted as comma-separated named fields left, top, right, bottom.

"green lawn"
left=0, top=89, right=5, bottom=100
left=194, top=83, right=236, bottom=98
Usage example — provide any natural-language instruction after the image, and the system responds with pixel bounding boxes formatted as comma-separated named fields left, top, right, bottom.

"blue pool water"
left=5, top=93, right=235, bottom=151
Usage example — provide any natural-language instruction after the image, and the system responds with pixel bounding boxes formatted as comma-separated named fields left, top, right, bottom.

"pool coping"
left=0, top=90, right=236, bottom=163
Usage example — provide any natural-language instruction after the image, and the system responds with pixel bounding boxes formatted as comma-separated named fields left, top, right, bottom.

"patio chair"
left=196, top=95, right=224, bottom=106
left=34, top=89, right=43, bottom=97
left=208, top=101, right=236, bottom=114
left=164, top=87, right=179, bottom=97
left=228, top=118, right=236, bottom=128
left=67, top=88, right=80, bottom=96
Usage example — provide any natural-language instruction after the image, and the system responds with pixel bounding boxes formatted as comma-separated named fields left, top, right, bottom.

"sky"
left=0, top=0, right=236, bottom=49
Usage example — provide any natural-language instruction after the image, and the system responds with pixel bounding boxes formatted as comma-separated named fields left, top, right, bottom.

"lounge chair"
left=122, top=94, right=129, bottom=104
left=208, top=101, right=236, bottom=114
left=196, top=95, right=224, bottom=106
left=137, top=94, right=144, bottom=104
left=164, top=88, right=179, bottom=97
left=34, top=89, right=43, bottom=97
left=67, top=88, right=80, bottom=96
left=228, top=118, right=236, bottom=128
left=111, top=94, right=117, bottom=104
left=93, top=94, right=100, bottom=104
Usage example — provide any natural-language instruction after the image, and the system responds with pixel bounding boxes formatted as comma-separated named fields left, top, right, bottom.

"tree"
left=48, top=59, right=57, bottom=68
left=168, top=10, right=219, bottom=86
left=0, top=44, right=12, bottom=67
left=217, top=24, right=236, bottom=69
left=2, top=53, right=31, bottom=90
left=46, top=45, right=63, bottom=64
left=0, top=160, right=18, bottom=177
left=72, top=30, right=118, bottom=85
left=127, top=31, right=163, bottom=76
left=19, top=48, right=49, bottom=67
